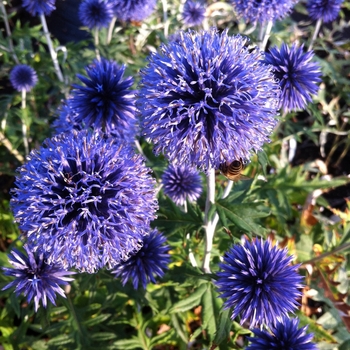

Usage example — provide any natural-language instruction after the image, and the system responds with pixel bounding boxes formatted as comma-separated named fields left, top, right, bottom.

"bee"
left=219, top=158, right=250, bottom=182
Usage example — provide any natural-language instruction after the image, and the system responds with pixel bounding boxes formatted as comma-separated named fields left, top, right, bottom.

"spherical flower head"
left=2, top=245, right=75, bottom=312
left=307, top=0, right=344, bottom=23
left=138, top=29, right=280, bottom=173
left=111, top=0, right=157, bottom=22
left=11, top=129, right=158, bottom=273
left=215, top=239, right=303, bottom=328
left=112, top=229, right=170, bottom=289
left=10, top=64, right=38, bottom=92
left=68, top=57, right=137, bottom=140
left=162, top=164, right=202, bottom=206
left=22, top=0, right=56, bottom=16
left=264, top=43, right=322, bottom=112
left=230, top=0, right=297, bottom=24
left=79, top=0, right=114, bottom=30
left=247, top=317, right=318, bottom=349
left=182, top=0, right=206, bottom=26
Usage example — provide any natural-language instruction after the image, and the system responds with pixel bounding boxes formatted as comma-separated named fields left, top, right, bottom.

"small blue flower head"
left=79, top=0, right=114, bottom=30
left=230, top=0, right=297, bottom=24
left=138, top=29, right=280, bottom=172
left=68, top=57, right=137, bottom=139
left=10, top=64, right=38, bottom=92
left=2, top=245, right=75, bottom=312
left=307, top=0, right=344, bottom=23
left=264, top=43, right=322, bottom=112
left=216, top=239, right=303, bottom=328
left=11, top=129, right=158, bottom=273
left=162, top=164, right=202, bottom=206
left=182, top=0, right=206, bottom=26
left=112, top=229, right=170, bottom=289
left=247, top=317, right=318, bottom=349
left=111, top=0, right=157, bottom=22
left=22, top=0, right=56, bottom=16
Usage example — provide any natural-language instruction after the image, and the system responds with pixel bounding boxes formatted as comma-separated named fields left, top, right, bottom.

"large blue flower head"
left=138, top=29, right=280, bottom=172
left=182, top=0, right=206, bottom=26
left=162, top=164, right=202, bottom=206
left=247, top=317, right=318, bottom=349
left=263, top=43, right=322, bottom=112
left=79, top=0, right=114, bottom=30
left=2, top=245, right=75, bottom=312
left=112, top=229, right=170, bottom=289
left=230, top=0, right=297, bottom=24
left=307, top=0, right=344, bottom=23
left=22, top=0, right=56, bottom=16
left=216, top=239, right=303, bottom=328
left=10, top=64, right=38, bottom=92
left=10, top=129, right=158, bottom=273
left=67, top=57, right=137, bottom=139
left=111, top=0, right=157, bottom=22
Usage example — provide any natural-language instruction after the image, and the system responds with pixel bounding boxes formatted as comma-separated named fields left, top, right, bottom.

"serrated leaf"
left=90, top=332, right=117, bottom=341
left=257, top=150, right=269, bottom=177
left=112, top=338, right=143, bottom=350
left=82, top=313, right=111, bottom=327
left=212, top=308, right=232, bottom=347
left=202, top=283, right=221, bottom=341
left=47, top=334, right=75, bottom=346
left=170, top=284, right=207, bottom=313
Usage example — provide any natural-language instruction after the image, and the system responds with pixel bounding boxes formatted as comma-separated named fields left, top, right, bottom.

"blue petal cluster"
left=22, top=0, right=56, bottom=16
left=182, top=0, right=206, bottom=26
left=264, top=43, right=322, bottom=112
left=2, top=245, right=75, bottom=312
left=230, top=0, right=297, bottom=23
left=247, top=317, right=317, bottom=349
left=162, top=164, right=202, bottom=206
left=61, top=58, right=137, bottom=140
left=79, top=0, right=114, bottom=30
left=138, top=29, right=280, bottom=172
left=113, top=229, right=170, bottom=289
left=111, top=0, right=157, bottom=22
left=216, top=239, right=303, bottom=328
left=10, top=64, right=38, bottom=92
left=11, top=129, right=158, bottom=273
left=307, top=0, right=344, bottom=23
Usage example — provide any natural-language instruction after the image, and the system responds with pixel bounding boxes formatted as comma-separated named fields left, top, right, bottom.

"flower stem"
left=303, top=242, right=350, bottom=265
left=161, top=0, right=169, bottom=37
left=261, top=20, right=273, bottom=51
left=107, top=16, right=117, bottom=44
left=0, top=131, right=25, bottom=163
left=94, top=27, right=101, bottom=60
left=308, top=18, right=322, bottom=52
left=202, top=168, right=216, bottom=273
left=0, top=1, right=19, bottom=64
left=21, top=89, right=29, bottom=156
left=39, top=14, right=64, bottom=83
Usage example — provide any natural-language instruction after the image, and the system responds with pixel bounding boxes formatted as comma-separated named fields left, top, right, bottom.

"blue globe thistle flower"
left=162, top=164, right=202, bottom=206
left=10, top=64, right=38, bottom=92
left=68, top=58, right=137, bottom=139
left=247, top=317, right=317, bottom=349
left=182, top=0, right=206, bottom=26
left=11, top=129, right=158, bottom=273
left=110, top=0, right=157, bottom=22
left=264, top=43, right=322, bottom=112
left=138, top=29, right=280, bottom=172
left=216, top=239, right=303, bottom=328
left=22, top=0, right=56, bottom=16
left=79, top=0, right=114, bottom=30
left=230, top=0, right=297, bottom=24
left=2, top=245, right=75, bottom=312
left=112, top=229, right=170, bottom=289
left=307, top=0, right=344, bottom=23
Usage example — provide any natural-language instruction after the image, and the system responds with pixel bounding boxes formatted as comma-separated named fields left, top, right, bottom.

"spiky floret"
left=111, top=0, right=157, bottom=22
left=230, top=0, right=297, bottom=24
left=2, top=245, right=75, bottom=312
left=138, top=29, right=280, bottom=172
left=22, top=0, right=56, bottom=16
left=216, top=239, right=303, bottom=328
left=113, top=229, right=170, bottom=289
left=11, top=129, right=158, bottom=273
left=182, top=0, right=206, bottom=26
left=247, top=317, right=318, bottom=349
left=10, top=64, right=38, bottom=92
left=264, top=43, right=321, bottom=112
left=307, top=0, right=344, bottom=23
left=79, top=0, right=114, bottom=29
left=162, top=164, right=202, bottom=206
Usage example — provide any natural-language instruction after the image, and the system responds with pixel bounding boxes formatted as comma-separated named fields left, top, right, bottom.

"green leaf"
left=111, top=337, right=144, bottom=350
left=212, top=309, right=232, bottom=347
left=47, top=334, right=75, bottom=346
left=82, top=314, right=111, bottom=327
left=257, top=150, right=269, bottom=177
left=170, top=284, right=207, bottom=313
